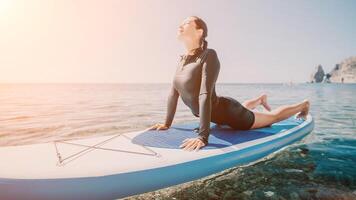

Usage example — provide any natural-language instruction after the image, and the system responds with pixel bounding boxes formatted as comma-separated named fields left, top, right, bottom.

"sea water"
left=0, top=83, right=355, bottom=199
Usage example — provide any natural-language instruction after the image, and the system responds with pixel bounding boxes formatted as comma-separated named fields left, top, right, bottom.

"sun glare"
left=0, top=0, right=13, bottom=14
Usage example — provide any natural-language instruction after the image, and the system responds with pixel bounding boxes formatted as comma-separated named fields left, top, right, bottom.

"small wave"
left=0, top=115, right=33, bottom=122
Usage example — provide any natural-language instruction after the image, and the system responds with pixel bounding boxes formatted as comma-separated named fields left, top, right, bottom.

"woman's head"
left=177, top=16, right=208, bottom=50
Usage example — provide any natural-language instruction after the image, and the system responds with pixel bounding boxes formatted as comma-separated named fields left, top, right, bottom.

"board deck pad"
left=132, top=116, right=303, bottom=150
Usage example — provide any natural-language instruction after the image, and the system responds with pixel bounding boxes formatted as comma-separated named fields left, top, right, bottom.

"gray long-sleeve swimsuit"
left=164, top=48, right=255, bottom=145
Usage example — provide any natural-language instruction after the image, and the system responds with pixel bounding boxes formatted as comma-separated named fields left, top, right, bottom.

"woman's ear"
left=197, top=29, right=203, bottom=38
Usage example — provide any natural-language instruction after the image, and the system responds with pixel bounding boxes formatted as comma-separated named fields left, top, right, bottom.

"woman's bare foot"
left=296, top=99, right=310, bottom=120
left=260, top=93, right=272, bottom=112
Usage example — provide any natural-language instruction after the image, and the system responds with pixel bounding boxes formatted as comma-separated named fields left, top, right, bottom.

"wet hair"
left=191, top=16, right=208, bottom=50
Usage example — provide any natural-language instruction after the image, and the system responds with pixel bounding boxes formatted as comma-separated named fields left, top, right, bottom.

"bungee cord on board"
left=53, top=132, right=160, bottom=166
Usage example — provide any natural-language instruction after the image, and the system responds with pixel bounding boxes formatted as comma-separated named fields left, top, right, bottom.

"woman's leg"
left=242, top=93, right=271, bottom=111
left=250, top=99, right=310, bottom=129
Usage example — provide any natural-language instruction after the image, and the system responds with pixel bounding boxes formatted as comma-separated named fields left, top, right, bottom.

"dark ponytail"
left=201, top=39, right=208, bottom=50
left=192, top=16, right=208, bottom=50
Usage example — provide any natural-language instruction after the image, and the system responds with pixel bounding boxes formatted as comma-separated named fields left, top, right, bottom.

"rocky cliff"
left=328, top=56, right=356, bottom=83
left=310, top=56, right=356, bottom=83
left=310, top=65, right=325, bottom=83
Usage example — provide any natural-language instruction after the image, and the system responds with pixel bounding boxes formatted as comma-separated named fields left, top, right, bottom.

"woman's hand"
left=179, top=137, right=206, bottom=151
left=149, top=123, right=169, bottom=131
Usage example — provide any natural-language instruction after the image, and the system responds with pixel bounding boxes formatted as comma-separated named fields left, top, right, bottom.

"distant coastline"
left=310, top=56, right=356, bottom=84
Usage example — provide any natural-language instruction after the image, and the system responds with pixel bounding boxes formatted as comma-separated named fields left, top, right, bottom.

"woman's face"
left=177, top=17, right=202, bottom=42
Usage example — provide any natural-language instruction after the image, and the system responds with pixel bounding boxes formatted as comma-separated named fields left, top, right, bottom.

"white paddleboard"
left=0, top=114, right=314, bottom=200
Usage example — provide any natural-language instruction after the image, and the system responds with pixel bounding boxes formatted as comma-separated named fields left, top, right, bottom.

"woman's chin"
left=177, top=31, right=185, bottom=38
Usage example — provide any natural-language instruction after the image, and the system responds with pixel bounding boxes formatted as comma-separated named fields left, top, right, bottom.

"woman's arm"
left=164, top=85, right=180, bottom=127
left=197, top=49, right=220, bottom=145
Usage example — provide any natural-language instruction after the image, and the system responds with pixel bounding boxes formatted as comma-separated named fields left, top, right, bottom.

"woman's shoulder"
left=206, top=48, right=218, bottom=57
left=201, top=48, right=220, bottom=71
left=207, top=48, right=216, bottom=53
left=205, top=48, right=219, bottom=60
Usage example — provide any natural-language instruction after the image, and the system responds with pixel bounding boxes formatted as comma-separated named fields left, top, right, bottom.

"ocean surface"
left=0, top=83, right=355, bottom=199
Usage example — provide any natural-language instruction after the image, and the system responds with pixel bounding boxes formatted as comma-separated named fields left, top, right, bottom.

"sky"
left=0, top=0, right=355, bottom=83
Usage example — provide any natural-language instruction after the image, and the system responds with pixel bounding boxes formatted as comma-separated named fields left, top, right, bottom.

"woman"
left=150, top=16, right=310, bottom=151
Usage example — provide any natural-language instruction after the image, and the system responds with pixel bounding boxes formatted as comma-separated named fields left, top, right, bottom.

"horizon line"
left=0, top=81, right=309, bottom=84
